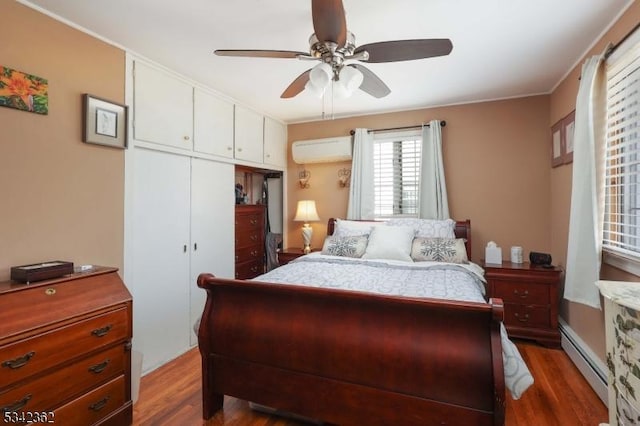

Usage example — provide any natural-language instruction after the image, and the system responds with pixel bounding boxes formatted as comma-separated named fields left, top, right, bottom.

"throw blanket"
left=255, top=253, right=534, bottom=399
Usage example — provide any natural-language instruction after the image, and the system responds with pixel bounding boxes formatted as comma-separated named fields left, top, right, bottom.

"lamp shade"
left=294, top=200, right=320, bottom=222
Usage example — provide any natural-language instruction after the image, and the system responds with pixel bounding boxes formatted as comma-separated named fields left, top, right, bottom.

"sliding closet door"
left=189, top=158, right=234, bottom=346
left=132, top=147, right=191, bottom=373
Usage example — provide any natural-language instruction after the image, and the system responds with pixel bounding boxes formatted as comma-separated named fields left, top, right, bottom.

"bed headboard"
left=327, top=218, right=472, bottom=260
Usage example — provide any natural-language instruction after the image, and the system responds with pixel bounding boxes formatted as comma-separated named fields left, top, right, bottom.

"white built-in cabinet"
left=193, top=88, right=234, bottom=158
left=234, top=105, right=264, bottom=163
left=133, top=61, right=193, bottom=150
left=264, top=116, right=287, bottom=168
left=131, top=148, right=234, bottom=372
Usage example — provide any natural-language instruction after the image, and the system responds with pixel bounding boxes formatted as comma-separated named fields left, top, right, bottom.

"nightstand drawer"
left=504, top=304, right=550, bottom=328
left=493, top=281, right=549, bottom=305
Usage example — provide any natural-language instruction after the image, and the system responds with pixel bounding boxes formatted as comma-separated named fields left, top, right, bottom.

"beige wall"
left=550, top=2, right=640, bottom=363
left=0, top=2, right=125, bottom=280
left=286, top=95, right=552, bottom=263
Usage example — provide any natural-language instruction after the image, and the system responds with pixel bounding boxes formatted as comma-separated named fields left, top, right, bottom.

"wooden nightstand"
left=483, top=261, right=562, bottom=348
left=277, top=248, right=310, bottom=265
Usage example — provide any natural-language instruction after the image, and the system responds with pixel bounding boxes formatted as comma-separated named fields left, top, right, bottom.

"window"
left=372, top=130, right=422, bottom=218
left=602, top=29, right=640, bottom=267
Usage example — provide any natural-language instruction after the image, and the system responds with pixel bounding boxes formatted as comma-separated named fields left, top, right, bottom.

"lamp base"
left=301, top=223, right=313, bottom=255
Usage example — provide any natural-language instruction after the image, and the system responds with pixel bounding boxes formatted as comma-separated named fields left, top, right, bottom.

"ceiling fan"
left=214, top=0, right=453, bottom=99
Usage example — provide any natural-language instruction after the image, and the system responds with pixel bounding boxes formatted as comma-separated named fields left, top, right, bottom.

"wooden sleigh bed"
left=197, top=219, right=506, bottom=425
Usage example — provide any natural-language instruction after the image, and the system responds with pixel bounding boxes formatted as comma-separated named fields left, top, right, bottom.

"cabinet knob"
left=514, top=313, right=530, bottom=323
left=183, top=136, right=190, bottom=141
left=237, top=147, right=243, bottom=152
left=227, top=146, right=233, bottom=151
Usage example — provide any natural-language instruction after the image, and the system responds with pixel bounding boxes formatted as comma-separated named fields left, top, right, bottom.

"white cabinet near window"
left=234, top=105, right=264, bottom=163
left=133, top=61, right=193, bottom=150
left=264, top=116, right=287, bottom=168
left=193, top=88, right=234, bottom=158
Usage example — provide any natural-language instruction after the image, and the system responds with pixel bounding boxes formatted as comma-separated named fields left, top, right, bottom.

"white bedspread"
left=255, top=252, right=534, bottom=399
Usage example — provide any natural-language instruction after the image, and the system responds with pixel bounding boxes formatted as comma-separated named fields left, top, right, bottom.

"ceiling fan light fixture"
left=304, top=79, right=327, bottom=98
left=309, top=62, right=332, bottom=89
left=339, top=65, right=363, bottom=92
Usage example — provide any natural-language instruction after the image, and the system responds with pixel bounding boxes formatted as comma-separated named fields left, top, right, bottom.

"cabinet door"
left=189, top=158, right=234, bottom=346
left=193, top=88, right=234, bottom=158
left=133, top=61, right=193, bottom=150
left=132, top=148, right=191, bottom=373
left=264, top=116, right=287, bottom=168
left=234, top=105, right=264, bottom=163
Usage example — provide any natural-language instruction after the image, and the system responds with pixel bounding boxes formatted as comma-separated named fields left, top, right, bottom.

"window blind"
left=603, top=30, right=640, bottom=257
left=372, top=130, right=421, bottom=218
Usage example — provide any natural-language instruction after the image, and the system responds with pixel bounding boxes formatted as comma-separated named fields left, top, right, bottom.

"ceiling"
left=22, top=0, right=633, bottom=124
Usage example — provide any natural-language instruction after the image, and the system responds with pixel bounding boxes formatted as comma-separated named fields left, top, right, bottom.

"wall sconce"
left=338, top=168, right=351, bottom=188
left=299, top=169, right=311, bottom=189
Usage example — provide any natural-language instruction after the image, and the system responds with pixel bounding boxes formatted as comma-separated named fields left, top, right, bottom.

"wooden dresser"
left=483, top=261, right=562, bottom=347
left=0, top=267, right=133, bottom=425
left=235, top=205, right=266, bottom=279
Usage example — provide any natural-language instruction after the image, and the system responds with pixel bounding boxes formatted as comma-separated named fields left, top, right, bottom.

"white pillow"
left=334, top=219, right=381, bottom=237
left=387, top=218, right=456, bottom=238
left=362, top=225, right=414, bottom=262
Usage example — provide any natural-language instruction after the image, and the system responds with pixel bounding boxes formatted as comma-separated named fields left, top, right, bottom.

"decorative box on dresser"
left=483, top=261, right=562, bottom=348
left=598, top=280, right=640, bottom=426
left=0, top=267, right=133, bottom=425
left=235, top=204, right=266, bottom=279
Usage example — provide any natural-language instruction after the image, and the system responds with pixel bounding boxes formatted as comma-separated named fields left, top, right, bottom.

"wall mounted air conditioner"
left=291, top=136, right=353, bottom=164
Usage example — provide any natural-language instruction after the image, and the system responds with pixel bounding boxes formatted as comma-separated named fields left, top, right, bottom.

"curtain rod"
left=605, top=21, right=640, bottom=59
left=349, top=121, right=446, bottom=136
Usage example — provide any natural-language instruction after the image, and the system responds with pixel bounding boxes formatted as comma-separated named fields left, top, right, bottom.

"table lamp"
left=294, top=200, right=320, bottom=254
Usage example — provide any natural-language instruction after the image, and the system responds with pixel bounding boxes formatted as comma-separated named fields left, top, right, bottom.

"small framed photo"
left=82, top=94, right=128, bottom=148
left=563, top=110, right=575, bottom=164
left=551, top=118, right=564, bottom=168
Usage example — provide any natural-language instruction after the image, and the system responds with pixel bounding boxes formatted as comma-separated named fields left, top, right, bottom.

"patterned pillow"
left=334, top=219, right=381, bottom=237
left=387, top=218, right=456, bottom=238
left=322, top=235, right=368, bottom=258
left=411, top=238, right=468, bottom=263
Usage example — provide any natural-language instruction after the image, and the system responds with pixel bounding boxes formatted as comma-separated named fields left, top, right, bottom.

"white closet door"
left=264, top=116, right=287, bottom=168
left=193, top=88, right=234, bottom=158
left=132, top=148, right=191, bottom=373
left=234, top=105, right=264, bottom=163
left=189, top=158, right=235, bottom=346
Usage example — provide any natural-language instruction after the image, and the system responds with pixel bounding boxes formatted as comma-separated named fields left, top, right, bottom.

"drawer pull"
left=89, top=396, right=111, bottom=412
left=513, top=289, right=529, bottom=299
left=2, top=351, right=35, bottom=370
left=88, top=359, right=111, bottom=374
left=1, top=394, right=32, bottom=413
left=514, top=313, right=529, bottom=323
left=91, top=324, right=113, bottom=337
left=250, top=219, right=257, bottom=225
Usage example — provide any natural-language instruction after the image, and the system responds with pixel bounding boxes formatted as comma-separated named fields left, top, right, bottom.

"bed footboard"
left=197, top=273, right=505, bottom=426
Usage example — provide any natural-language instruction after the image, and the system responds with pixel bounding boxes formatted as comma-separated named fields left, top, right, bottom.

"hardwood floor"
left=132, top=341, right=608, bottom=425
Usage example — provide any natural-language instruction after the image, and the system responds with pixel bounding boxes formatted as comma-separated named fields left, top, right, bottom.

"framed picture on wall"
left=563, top=110, right=575, bottom=164
left=82, top=94, right=128, bottom=149
left=551, top=118, right=564, bottom=167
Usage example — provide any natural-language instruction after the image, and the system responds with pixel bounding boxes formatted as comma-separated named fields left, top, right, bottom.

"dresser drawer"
left=0, top=308, right=129, bottom=388
left=492, top=281, right=549, bottom=305
left=236, top=229, right=263, bottom=250
left=235, top=213, right=263, bottom=230
left=504, top=303, right=550, bottom=328
left=236, top=259, right=265, bottom=280
left=235, top=245, right=264, bottom=263
left=53, top=375, right=125, bottom=426
left=0, top=344, right=125, bottom=414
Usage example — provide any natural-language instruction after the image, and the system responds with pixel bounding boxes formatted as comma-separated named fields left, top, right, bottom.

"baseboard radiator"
left=559, top=319, right=608, bottom=406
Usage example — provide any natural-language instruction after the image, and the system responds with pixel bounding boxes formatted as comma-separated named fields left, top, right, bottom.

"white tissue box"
left=485, top=246, right=503, bottom=265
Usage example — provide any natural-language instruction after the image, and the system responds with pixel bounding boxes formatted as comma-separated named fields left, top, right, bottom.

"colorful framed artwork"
left=82, top=94, right=128, bottom=149
left=0, top=65, right=48, bottom=115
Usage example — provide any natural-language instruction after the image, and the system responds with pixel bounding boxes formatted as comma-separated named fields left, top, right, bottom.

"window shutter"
left=603, top=31, right=640, bottom=257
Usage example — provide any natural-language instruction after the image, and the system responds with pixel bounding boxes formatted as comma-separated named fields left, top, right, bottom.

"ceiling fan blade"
left=312, top=0, right=347, bottom=46
left=350, top=64, right=390, bottom=98
left=355, top=39, right=453, bottom=63
left=215, top=49, right=311, bottom=59
left=281, top=69, right=312, bottom=98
